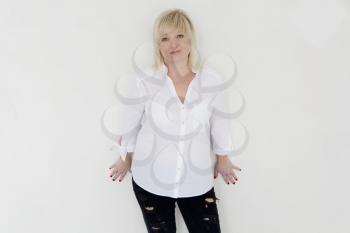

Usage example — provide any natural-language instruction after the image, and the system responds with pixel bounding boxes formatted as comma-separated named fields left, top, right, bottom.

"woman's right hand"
left=109, top=153, right=132, bottom=182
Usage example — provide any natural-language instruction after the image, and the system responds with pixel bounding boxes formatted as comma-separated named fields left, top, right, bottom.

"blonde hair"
left=152, top=8, right=200, bottom=72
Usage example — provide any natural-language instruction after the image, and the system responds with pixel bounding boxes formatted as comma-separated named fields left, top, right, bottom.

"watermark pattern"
left=101, top=42, right=249, bottom=190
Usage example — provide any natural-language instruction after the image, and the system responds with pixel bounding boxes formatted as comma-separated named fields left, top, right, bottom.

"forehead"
left=160, top=29, right=185, bottom=37
left=159, top=23, right=187, bottom=36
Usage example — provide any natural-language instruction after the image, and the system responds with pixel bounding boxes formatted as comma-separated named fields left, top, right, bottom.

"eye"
left=161, top=37, right=168, bottom=42
left=177, top=34, right=184, bottom=38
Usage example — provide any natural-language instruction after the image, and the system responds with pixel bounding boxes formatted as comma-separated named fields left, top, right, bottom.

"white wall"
left=1, top=0, right=350, bottom=232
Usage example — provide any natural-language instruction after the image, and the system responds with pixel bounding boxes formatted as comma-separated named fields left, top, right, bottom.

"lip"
left=170, top=50, right=181, bottom=54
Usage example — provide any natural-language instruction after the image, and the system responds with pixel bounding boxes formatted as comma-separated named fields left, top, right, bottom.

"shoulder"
left=198, top=68, right=232, bottom=109
left=198, top=67, right=225, bottom=87
left=116, top=72, right=147, bottom=99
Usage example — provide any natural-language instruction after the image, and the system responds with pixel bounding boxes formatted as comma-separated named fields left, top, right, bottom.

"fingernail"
left=112, top=179, right=115, bottom=181
left=227, top=182, right=229, bottom=185
left=235, top=178, right=238, bottom=181
left=119, top=180, right=121, bottom=182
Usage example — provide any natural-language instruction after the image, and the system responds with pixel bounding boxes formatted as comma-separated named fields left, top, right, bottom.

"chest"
left=169, top=75, right=196, bottom=105
left=173, top=82, right=190, bottom=102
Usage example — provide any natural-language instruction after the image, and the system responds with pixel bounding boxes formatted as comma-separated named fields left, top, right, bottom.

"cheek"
left=159, top=47, right=167, bottom=57
left=160, top=43, right=170, bottom=52
left=183, top=37, right=191, bottom=46
left=181, top=40, right=191, bottom=51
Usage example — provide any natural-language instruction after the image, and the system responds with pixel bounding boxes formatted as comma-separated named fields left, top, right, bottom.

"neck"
left=166, top=60, right=193, bottom=81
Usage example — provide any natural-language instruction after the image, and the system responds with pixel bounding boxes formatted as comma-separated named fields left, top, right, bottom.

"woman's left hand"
left=214, top=155, right=241, bottom=185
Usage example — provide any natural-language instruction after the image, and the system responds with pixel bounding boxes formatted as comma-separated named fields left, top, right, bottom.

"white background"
left=1, top=0, right=350, bottom=232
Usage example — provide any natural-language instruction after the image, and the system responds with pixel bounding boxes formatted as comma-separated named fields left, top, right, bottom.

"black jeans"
left=132, top=177, right=222, bottom=233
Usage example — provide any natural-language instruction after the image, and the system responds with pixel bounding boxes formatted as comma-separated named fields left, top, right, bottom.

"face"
left=158, top=28, right=191, bottom=65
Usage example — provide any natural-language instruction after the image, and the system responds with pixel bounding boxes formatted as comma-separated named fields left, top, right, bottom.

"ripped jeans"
left=132, top=177, right=221, bottom=233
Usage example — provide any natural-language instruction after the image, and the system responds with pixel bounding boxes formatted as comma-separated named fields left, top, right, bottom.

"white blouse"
left=115, top=64, right=235, bottom=198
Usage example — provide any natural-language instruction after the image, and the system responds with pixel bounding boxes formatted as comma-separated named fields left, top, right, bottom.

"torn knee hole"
left=205, top=197, right=217, bottom=207
left=205, top=198, right=215, bottom=203
left=151, top=225, right=160, bottom=230
left=203, top=216, right=217, bottom=222
left=144, top=206, right=154, bottom=211
left=151, top=221, right=166, bottom=230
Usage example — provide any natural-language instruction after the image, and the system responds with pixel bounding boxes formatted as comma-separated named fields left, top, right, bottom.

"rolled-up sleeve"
left=116, top=130, right=139, bottom=162
left=209, top=90, right=235, bottom=157
left=114, top=76, right=145, bottom=161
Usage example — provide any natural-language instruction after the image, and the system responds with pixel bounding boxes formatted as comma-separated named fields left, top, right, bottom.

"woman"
left=109, top=8, right=241, bottom=233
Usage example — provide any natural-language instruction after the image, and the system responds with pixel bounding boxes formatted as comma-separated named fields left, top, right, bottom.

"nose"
left=170, top=39, right=178, bottom=48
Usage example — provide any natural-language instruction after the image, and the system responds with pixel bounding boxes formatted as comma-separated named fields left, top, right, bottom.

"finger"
left=214, top=169, right=218, bottom=178
left=112, top=170, right=122, bottom=181
left=227, top=174, right=236, bottom=185
left=109, top=163, right=116, bottom=170
left=119, top=172, right=127, bottom=182
left=109, top=170, right=116, bottom=178
left=119, top=170, right=128, bottom=182
left=109, top=168, right=118, bottom=178
left=230, top=171, right=238, bottom=181
left=117, top=168, right=128, bottom=180
left=225, top=175, right=232, bottom=185
left=232, top=164, right=242, bottom=171
left=221, top=173, right=230, bottom=185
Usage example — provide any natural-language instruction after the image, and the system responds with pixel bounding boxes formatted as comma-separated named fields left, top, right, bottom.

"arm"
left=211, top=116, right=242, bottom=184
left=117, top=129, right=140, bottom=162
left=125, top=152, right=133, bottom=162
left=210, top=89, right=241, bottom=183
left=115, top=76, right=146, bottom=161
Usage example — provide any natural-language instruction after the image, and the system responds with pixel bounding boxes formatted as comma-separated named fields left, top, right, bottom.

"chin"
left=172, top=57, right=187, bottom=63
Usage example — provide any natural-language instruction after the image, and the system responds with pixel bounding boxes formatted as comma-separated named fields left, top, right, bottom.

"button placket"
left=179, top=105, right=186, bottom=154
left=174, top=160, right=181, bottom=197
left=175, top=104, right=186, bottom=196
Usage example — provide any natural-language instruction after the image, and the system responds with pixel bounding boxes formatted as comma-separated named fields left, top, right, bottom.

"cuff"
left=115, top=143, right=128, bottom=162
left=212, top=144, right=235, bottom=157
left=115, top=142, right=136, bottom=162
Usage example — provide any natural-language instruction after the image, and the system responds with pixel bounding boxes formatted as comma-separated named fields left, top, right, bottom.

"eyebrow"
left=161, top=32, right=184, bottom=37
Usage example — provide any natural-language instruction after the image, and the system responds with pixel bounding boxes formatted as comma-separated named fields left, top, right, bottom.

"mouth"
left=170, top=50, right=181, bottom=54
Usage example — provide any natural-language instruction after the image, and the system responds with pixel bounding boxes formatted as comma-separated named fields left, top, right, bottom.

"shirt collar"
left=160, top=63, right=199, bottom=75
left=160, top=63, right=199, bottom=82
